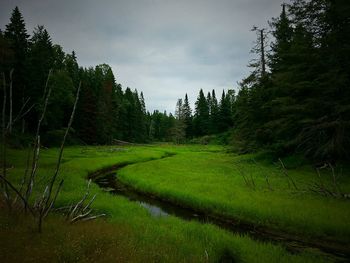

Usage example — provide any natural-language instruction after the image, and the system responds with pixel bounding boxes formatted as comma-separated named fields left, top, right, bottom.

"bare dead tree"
left=35, top=81, right=81, bottom=232
left=1, top=70, right=34, bottom=210
left=8, top=69, right=13, bottom=134
left=46, top=81, right=81, bottom=203
left=251, top=26, right=268, bottom=79
left=9, top=97, right=34, bottom=129
left=1, top=74, right=104, bottom=232
left=12, top=144, right=32, bottom=207
left=1, top=72, right=10, bottom=208
left=24, top=70, right=52, bottom=207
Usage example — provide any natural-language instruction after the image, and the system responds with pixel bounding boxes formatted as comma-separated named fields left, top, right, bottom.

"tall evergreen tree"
left=193, top=89, right=209, bottom=136
left=209, top=89, right=219, bottom=134
left=182, top=93, right=193, bottom=138
left=269, top=4, right=293, bottom=73
left=4, top=6, right=29, bottom=78
left=218, top=90, right=233, bottom=132
left=172, top=99, right=186, bottom=143
left=4, top=6, right=29, bottom=129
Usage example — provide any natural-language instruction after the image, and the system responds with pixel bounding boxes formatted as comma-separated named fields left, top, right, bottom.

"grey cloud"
left=0, top=0, right=283, bottom=113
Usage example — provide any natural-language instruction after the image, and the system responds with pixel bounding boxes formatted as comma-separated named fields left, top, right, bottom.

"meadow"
left=1, top=144, right=348, bottom=262
left=118, top=145, right=350, bottom=243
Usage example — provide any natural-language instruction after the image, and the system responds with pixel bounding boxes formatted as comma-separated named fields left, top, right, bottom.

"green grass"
left=0, top=144, right=342, bottom=262
left=118, top=146, right=350, bottom=243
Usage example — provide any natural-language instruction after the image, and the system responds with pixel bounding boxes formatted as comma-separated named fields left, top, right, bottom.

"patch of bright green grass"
left=118, top=146, right=350, bottom=243
left=1, top=145, right=337, bottom=262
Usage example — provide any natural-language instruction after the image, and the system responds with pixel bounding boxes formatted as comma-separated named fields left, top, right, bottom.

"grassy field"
left=119, top=145, right=350, bottom=243
left=0, top=144, right=346, bottom=262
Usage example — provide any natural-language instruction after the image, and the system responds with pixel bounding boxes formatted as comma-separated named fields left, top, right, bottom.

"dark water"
left=93, top=171, right=349, bottom=262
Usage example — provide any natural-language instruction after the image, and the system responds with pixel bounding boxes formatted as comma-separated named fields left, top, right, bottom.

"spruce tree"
left=182, top=93, right=193, bottom=138
left=209, top=89, right=219, bottom=134
left=269, top=4, right=293, bottom=73
left=4, top=6, right=29, bottom=127
left=173, top=99, right=186, bottom=143
left=218, top=90, right=232, bottom=132
left=193, top=89, right=209, bottom=136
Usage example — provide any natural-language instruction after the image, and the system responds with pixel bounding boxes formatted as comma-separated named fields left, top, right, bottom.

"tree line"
left=171, top=0, right=350, bottom=162
left=1, top=0, right=350, bottom=163
left=0, top=7, right=154, bottom=145
left=233, top=0, right=350, bottom=162
left=170, top=89, right=235, bottom=143
left=0, top=6, right=236, bottom=145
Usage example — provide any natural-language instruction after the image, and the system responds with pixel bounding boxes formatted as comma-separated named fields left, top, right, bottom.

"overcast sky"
left=0, top=0, right=283, bottom=113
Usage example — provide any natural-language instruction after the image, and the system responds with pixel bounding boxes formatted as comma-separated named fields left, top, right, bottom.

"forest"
left=1, top=0, right=350, bottom=262
left=1, top=1, right=350, bottom=163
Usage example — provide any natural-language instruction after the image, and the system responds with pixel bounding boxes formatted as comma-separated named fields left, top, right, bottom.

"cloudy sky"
left=0, top=0, right=283, bottom=113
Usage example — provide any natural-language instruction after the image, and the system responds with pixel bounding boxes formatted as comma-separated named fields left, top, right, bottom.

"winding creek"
left=89, top=159, right=350, bottom=262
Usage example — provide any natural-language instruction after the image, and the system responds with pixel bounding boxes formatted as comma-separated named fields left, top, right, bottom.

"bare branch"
left=43, top=179, right=64, bottom=218
left=80, top=214, right=106, bottom=222
left=45, top=81, right=81, bottom=205
left=25, top=135, right=41, bottom=206
left=82, top=194, right=96, bottom=212
left=0, top=174, right=35, bottom=216
left=70, top=209, right=92, bottom=223
left=10, top=97, right=34, bottom=127
left=42, top=69, right=52, bottom=99
left=8, top=69, right=13, bottom=134
left=1, top=72, right=10, bottom=208
left=25, top=70, right=52, bottom=207
left=68, top=179, right=91, bottom=219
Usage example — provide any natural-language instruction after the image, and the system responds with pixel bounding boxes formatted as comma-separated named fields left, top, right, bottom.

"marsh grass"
left=0, top=144, right=339, bottom=262
left=118, top=147, right=350, bottom=243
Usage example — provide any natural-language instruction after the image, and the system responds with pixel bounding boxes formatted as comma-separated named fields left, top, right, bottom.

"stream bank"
left=89, top=159, right=350, bottom=262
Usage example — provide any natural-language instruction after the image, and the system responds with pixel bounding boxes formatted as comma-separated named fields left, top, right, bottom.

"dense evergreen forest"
left=1, top=0, right=350, bottom=163
left=233, top=0, right=350, bottom=163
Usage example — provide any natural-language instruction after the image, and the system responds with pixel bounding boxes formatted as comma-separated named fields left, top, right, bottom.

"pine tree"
left=209, top=89, right=219, bottom=134
left=4, top=6, right=29, bottom=129
left=172, top=99, right=186, bottom=143
left=64, top=51, right=80, bottom=87
left=218, top=90, right=232, bottom=132
left=4, top=6, right=29, bottom=76
left=269, top=4, right=293, bottom=73
left=193, top=89, right=209, bottom=136
left=133, top=89, right=147, bottom=142
left=182, top=93, right=193, bottom=138
left=0, top=29, right=14, bottom=74
left=27, top=26, right=54, bottom=101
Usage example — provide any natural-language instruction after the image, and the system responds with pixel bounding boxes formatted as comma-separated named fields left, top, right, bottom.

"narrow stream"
left=91, top=166, right=349, bottom=262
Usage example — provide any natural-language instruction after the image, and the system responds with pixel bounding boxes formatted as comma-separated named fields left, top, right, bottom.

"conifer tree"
left=218, top=90, right=232, bottom=132
left=209, top=89, right=219, bottom=134
left=4, top=6, right=29, bottom=80
left=173, top=99, right=186, bottom=143
left=193, top=89, right=209, bottom=136
left=4, top=6, right=29, bottom=129
left=182, top=93, right=192, bottom=138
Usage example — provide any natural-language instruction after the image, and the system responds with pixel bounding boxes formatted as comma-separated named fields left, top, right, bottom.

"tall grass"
left=118, top=147, right=350, bottom=242
left=1, top=145, right=335, bottom=262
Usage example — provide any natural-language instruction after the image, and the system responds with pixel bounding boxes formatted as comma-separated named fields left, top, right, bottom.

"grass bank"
left=117, top=145, right=350, bottom=244
left=0, top=145, right=331, bottom=262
